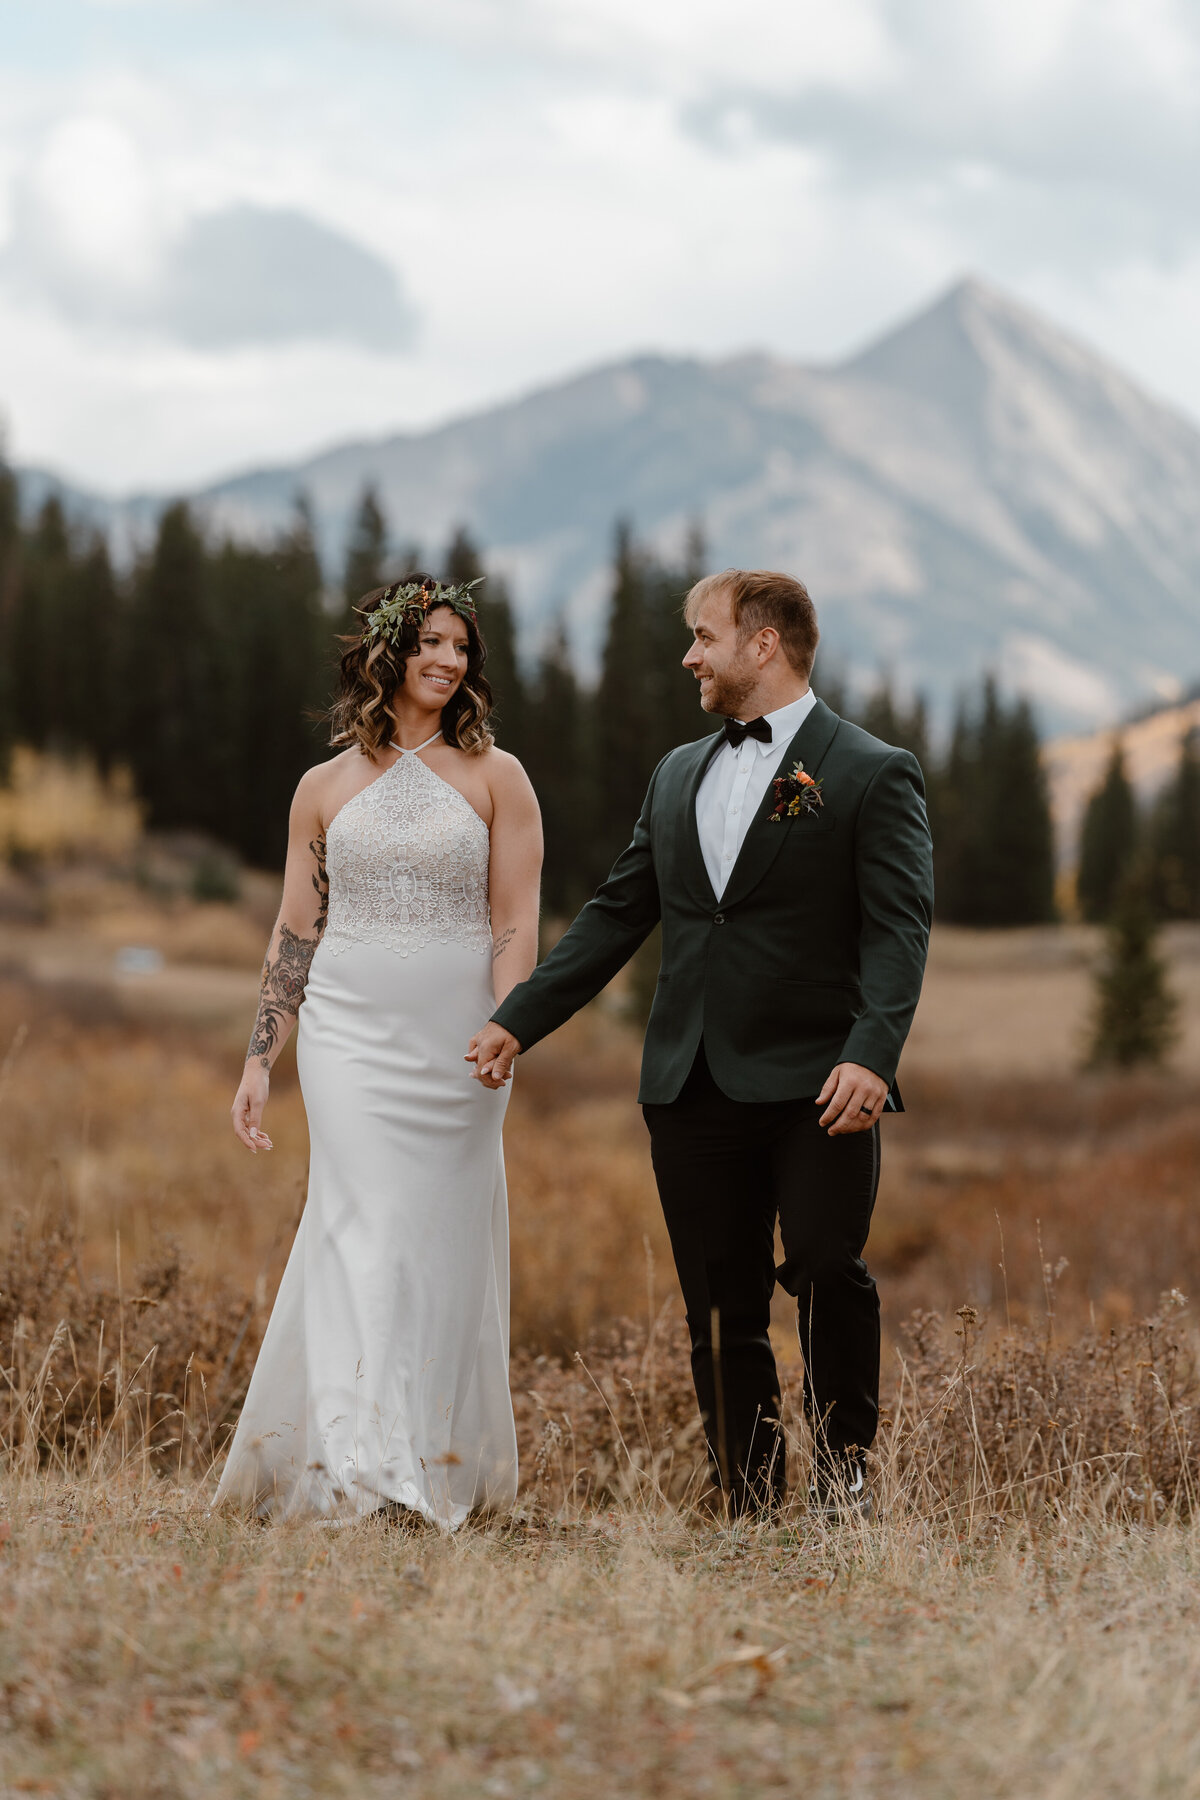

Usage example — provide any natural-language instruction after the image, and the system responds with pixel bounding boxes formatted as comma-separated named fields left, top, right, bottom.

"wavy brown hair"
left=328, top=575, right=495, bottom=760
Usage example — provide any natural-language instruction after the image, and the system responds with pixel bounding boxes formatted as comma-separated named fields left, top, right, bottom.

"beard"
left=697, top=658, right=757, bottom=719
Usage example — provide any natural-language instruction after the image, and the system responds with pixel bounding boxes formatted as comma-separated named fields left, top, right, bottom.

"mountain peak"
left=843, top=271, right=1143, bottom=408
left=838, top=273, right=1001, bottom=412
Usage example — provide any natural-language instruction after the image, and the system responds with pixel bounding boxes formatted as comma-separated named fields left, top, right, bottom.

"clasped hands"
left=465, top=1023, right=521, bottom=1089
left=466, top=1026, right=886, bottom=1133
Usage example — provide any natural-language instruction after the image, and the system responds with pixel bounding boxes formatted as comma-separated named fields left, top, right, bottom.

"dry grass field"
left=5, top=1475, right=1200, bottom=1800
left=4, top=753, right=1200, bottom=1797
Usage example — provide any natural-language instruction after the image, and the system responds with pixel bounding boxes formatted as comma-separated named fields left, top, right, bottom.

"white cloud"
left=691, top=0, right=1200, bottom=250
left=164, top=206, right=416, bottom=350
left=24, top=116, right=160, bottom=288
left=4, top=0, right=1200, bottom=491
left=0, top=112, right=416, bottom=352
left=267, top=0, right=893, bottom=91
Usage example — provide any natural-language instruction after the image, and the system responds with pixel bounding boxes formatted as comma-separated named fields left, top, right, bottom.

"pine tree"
left=1086, top=871, right=1179, bottom=1067
left=642, top=536, right=704, bottom=763
left=77, top=534, right=124, bottom=771
left=987, top=693, right=1056, bottom=924
left=934, top=678, right=1055, bottom=925
left=192, top=504, right=326, bottom=866
left=525, top=624, right=591, bottom=914
left=443, top=527, right=527, bottom=758
left=442, top=524, right=484, bottom=590
left=9, top=496, right=71, bottom=750
left=1077, top=740, right=1138, bottom=921
left=858, top=680, right=931, bottom=769
left=240, top=502, right=329, bottom=863
left=933, top=697, right=983, bottom=922
left=124, top=502, right=218, bottom=833
left=0, top=479, right=359, bottom=871
left=1148, top=732, right=1200, bottom=920
left=341, top=484, right=389, bottom=623
left=594, top=522, right=655, bottom=881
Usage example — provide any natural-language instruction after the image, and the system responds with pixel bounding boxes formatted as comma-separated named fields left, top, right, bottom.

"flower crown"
left=360, top=576, right=484, bottom=649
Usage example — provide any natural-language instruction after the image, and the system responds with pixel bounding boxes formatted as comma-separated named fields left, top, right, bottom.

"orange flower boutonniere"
left=769, top=759, right=824, bottom=822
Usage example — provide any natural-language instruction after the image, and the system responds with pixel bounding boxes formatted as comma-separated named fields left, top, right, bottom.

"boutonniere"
left=769, top=760, right=824, bottom=822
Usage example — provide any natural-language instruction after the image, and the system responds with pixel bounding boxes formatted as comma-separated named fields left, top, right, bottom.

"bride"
left=216, top=574, right=542, bottom=1527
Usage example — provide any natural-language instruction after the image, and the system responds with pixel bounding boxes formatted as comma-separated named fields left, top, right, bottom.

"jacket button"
left=713, top=912, right=725, bottom=925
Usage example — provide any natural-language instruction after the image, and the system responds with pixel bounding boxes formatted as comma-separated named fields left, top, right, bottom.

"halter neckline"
left=389, top=731, right=443, bottom=757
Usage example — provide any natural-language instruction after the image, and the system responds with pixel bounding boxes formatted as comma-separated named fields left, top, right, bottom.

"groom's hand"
left=817, top=1062, right=888, bottom=1134
left=466, top=1023, right=522, bottom=1088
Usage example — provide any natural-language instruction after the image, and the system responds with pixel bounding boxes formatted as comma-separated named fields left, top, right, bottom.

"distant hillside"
left=16, top=276, right=1200, bottom=732
left=1045, top=695, right=1200, bottom=865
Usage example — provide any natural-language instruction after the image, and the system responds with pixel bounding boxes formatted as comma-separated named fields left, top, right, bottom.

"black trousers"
left=643, top=1045, right=882, bottom=1512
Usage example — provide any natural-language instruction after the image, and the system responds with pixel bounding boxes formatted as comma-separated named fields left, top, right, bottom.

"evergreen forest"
left=2, top=463, right=1196, bottom=929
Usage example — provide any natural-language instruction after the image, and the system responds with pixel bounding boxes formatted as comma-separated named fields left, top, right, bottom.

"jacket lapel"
left=673, top=731, right=724, bottom=908
left=719, top=698, right=842, bottom=909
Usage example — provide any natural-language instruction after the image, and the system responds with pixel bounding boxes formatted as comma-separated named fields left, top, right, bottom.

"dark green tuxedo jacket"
left=493, top=698, right=934, bottom=1105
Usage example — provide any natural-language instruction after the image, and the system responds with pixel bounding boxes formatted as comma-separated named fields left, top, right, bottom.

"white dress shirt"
left=695, top=689, right=817, bottom=900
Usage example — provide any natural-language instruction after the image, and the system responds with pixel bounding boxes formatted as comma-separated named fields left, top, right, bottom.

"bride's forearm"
left=246, top=920, right=321, bottom=1070
left=490, top=918, right=538, bottom=1008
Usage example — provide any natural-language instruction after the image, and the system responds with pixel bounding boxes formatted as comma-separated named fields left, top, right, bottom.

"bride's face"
left=404, top=604, right=470, bottom=711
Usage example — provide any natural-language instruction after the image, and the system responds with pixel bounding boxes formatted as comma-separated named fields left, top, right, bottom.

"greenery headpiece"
left=361, top=577, right=483, bottom=649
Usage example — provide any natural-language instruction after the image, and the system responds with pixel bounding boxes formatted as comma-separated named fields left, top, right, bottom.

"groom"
left=469, top=569, right=933, bottom=1515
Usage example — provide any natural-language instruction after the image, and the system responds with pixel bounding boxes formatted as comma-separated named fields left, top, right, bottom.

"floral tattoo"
left=246, top=923, right=320, bottom=1068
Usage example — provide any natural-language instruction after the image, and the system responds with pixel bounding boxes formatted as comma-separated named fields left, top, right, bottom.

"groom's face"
left=683, top=589, right=757, bottom=718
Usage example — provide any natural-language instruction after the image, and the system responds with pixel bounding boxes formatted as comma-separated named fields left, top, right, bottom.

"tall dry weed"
left=511, top=1295, right=1200, bottom=1521
left=5, top=1201, right=1200, bottom=1524
left=888, top=1290, right=1200, bottom=1520
left=1, top=1211, right=261, bottom=1474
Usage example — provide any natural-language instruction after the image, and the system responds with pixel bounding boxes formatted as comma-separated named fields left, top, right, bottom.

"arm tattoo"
left=310, top=835, right=329, bottom=935
left=246, top=923, right=320, bottom=1068
left=492, top=927, right=516, bottom=962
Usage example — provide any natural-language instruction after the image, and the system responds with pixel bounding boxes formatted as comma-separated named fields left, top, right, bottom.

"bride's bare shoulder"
left=478, top=744, right=522, bottom=778
left=478, top=746, right=538, bottom=804
left=294, top=748, right=368, bottom=814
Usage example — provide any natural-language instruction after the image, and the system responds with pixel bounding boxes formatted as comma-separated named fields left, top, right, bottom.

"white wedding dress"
left=215, top=735, right=517, bottom=1528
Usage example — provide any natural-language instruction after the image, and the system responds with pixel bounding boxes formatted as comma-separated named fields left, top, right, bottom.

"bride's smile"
left=405, top=608, right=469, bottom=716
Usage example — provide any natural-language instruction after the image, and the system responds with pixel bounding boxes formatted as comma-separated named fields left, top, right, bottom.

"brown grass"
left=5, top=1468, right=1200, bottom=1800
left=7, top=761, right=1200, bottom=1792
left=508, top=1293, right=1200, bottom=1522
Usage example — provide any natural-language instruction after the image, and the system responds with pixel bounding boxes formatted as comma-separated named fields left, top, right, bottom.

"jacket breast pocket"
left=779, top=811, right=838, bottom=844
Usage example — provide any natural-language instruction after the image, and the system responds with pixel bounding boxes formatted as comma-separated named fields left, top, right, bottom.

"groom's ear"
left=753, top=625, right=782, bottom=665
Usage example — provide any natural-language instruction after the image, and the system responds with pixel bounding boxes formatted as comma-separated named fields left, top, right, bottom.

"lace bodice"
left=324, top=743, right=492, bottom=958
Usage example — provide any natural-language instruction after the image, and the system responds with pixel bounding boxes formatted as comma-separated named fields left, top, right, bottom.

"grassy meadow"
left=3, top=752, right=1200, bottom=1797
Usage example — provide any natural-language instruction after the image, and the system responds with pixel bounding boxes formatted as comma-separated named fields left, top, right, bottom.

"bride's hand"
left=232, top=1062, right=274, bottom=1153
left=466, top=1023, right=521, bottom=1088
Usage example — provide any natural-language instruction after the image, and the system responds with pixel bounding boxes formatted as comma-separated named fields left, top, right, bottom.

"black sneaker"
left=809, top=1451, right=873, bottom=1522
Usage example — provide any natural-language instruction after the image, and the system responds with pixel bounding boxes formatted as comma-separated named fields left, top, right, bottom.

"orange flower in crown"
left=361, top=577, right=483, bottom=649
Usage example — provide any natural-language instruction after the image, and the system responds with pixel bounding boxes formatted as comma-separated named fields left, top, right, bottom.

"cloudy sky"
left=3, top=0, right=1200, bottom=493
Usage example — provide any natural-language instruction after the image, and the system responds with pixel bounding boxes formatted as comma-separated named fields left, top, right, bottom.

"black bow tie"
left=723, top=716, right=772, bottom=749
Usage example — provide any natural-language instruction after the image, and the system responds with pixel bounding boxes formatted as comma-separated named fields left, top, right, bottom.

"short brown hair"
left=684, top=569, right=819, bottom=676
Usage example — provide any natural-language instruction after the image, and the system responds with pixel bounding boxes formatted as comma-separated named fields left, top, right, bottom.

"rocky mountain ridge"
left=16, top=276, right=1200, bottom=733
